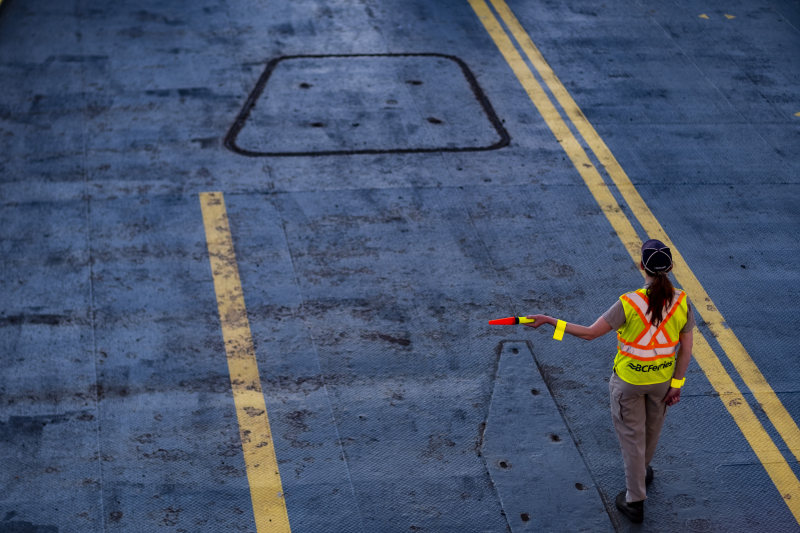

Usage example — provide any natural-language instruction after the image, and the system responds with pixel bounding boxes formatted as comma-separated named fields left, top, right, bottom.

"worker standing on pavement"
left=524, top=239, right=695, bottom=523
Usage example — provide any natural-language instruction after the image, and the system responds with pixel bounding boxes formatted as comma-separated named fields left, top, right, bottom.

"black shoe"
left=645, top=465, right=654, bottom=486
left=615, top=491, right=644, bottom=523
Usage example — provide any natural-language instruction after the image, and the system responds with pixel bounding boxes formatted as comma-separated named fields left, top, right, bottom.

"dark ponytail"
left=646, top=273, right=674, bottom=326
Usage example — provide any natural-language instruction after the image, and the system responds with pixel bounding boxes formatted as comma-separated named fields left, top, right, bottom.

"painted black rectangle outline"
left=224, top=53, right=510, bottom=157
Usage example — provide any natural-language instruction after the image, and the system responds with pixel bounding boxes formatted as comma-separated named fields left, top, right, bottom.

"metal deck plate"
left=482, top=341, right=612, bottom=532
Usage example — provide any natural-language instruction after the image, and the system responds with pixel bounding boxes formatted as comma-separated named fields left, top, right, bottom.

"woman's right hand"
left=524, top=315, right=553, bottom=328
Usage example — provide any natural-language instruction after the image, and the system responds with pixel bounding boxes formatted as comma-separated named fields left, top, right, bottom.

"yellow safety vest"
left=612, top=288, right=689, bottom=385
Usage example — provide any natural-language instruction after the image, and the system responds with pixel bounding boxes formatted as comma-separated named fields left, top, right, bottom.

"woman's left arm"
left=664, top=329, right=693, bottom=406
left=524, top=315, right=612, bottom=340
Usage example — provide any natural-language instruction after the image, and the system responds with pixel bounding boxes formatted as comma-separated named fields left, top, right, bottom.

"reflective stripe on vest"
left=613, top=288, right=688, bottom=385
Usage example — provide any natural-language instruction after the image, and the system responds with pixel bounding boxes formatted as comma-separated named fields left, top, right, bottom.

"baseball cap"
left=641, top=239, right=672, bottom=275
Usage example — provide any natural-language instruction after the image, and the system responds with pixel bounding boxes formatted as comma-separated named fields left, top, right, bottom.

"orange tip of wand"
left=488, top=316, right=535, bottom=325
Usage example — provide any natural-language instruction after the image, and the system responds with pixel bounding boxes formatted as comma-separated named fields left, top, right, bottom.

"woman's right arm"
left=524, top=315, right=612, bottom=340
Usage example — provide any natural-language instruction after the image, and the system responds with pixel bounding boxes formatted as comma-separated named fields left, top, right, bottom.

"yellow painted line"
left=489, top=0, right=800, bottom=467
left=200, top=191, right=291, bottom=533
left=468, top=0, right=800, bottom=523
left=466, top=0, right=642, bottom=263
left=692, top=331, right=800, bottom=512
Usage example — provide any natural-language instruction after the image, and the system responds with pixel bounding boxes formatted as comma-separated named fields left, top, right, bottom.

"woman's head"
left=640, top=239, right=675, bottom=326
left=641, top=239, right=673, bottom=276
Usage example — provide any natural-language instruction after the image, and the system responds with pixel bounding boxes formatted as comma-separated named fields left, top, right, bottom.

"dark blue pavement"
left=1, top=0, right=799, bottom=531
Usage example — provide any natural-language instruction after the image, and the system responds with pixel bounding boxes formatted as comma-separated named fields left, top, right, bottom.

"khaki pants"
left=609, top=371, right=671, bottom=502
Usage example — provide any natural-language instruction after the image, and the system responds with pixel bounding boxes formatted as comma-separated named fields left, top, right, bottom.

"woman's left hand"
left=664, top=387, right=681, bottom=406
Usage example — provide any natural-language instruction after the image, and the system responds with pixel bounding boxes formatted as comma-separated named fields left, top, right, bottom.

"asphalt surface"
left=1, top=0, right=799, bottom=532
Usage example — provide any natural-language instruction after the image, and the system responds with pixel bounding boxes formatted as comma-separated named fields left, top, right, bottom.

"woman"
left=524, top=239, right=695, bottom=524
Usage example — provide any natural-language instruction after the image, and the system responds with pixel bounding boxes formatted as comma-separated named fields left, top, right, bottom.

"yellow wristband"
left=553, top=319, right=567, bottom=341
left=671, top=377, right=685, bottom=389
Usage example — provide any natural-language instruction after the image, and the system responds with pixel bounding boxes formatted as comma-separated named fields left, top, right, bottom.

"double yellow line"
left=468, top=0, right=800, bottom=522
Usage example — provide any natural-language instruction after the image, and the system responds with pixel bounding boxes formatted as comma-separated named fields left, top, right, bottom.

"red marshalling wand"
left=488, top=316, right=536, bottom=325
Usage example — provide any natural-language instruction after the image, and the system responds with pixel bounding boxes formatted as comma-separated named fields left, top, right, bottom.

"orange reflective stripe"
left=618, top=350, right=676, bottom=362
left=628, top=291, right=650, bottom=311
left=637, top=323, right=666, bottom=347
left=623, top=291, right=656, bottom=345
left=659, top=325, right=673, bottom=345
left=634, top=288, right=649, bottom=304
left=622, top=338, right=678, bottom=350
left=633, top=327, right=650, bottom=345
left=621, top=294, right=649, bottom=329
left=621, top=302, right=651, bottom=346
left=619, top=337, right=678, bottom=351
